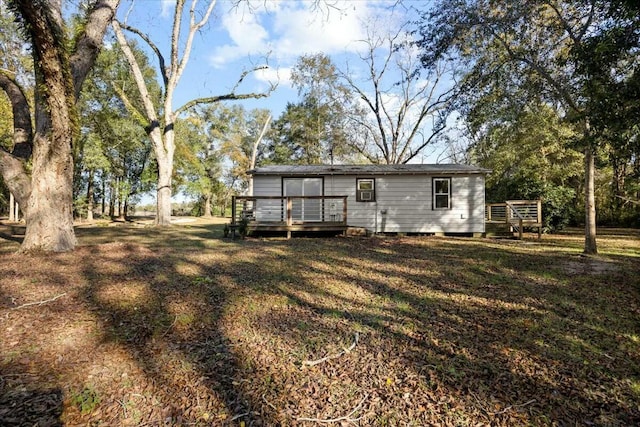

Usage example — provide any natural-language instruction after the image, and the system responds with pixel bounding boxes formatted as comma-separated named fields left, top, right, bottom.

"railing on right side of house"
left=486, top=200, right=542, bottom=239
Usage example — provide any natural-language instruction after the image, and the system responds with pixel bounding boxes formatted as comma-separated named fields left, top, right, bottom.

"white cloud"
left=254, top=66, right=291, bottom=87
left=161, top=0, right=175, bottom=18
left=209, top=0, right=381, bottom=68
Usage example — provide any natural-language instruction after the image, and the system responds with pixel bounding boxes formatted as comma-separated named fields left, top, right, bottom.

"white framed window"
left=433, top=177, right=451, bottom=209
left=356, top=178, right=375, bottom=202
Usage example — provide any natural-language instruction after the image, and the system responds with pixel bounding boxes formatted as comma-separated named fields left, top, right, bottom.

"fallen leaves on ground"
left=1, top=220, right=639, bottom=426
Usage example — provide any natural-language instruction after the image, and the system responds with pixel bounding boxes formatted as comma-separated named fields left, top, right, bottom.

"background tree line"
left=0, top=0, right=637, bottom=254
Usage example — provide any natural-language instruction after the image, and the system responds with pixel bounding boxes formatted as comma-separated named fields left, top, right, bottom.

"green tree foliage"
left=575, top=0, right=640, bottom=224
left=415, top=0, right=640, bottom=252
left=173, top=114, right=222, bottom=217
left=77, top=41, right=158, bottom=219
left=470, top=104, right=583, bottom=231
left=288, top=53, right=354, bottom=163
left=266, top=54, right=356, bottom=165
left=267, top=100, right=331, bottom=165
left=192, top=104, right=271, bottom=199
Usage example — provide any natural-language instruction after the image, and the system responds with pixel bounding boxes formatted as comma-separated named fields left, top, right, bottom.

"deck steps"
left=485, top=222, right=515, bottom=238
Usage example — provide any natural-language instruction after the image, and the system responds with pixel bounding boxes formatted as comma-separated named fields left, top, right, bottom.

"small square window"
left=356, top=178, right=375, bottom=202
left=433, top=178, right=451, bottom=209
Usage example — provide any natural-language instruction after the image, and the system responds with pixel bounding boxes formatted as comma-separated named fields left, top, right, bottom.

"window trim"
left=356, top=178, right=376, bottom=202
left=432, top=177, right=452, bottom=210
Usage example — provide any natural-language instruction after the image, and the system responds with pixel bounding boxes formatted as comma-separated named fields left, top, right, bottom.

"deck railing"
left=486, top=200, right=542, bottom=239
left=232, top=195, right=348, bottom=227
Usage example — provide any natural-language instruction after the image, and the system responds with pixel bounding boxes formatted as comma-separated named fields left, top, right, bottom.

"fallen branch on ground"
left=303, top=333, right=359, bottom=367
left=10, top=293, right=67, bottom=310
left=230, top=412, right=250, bottom=421
left=489, top=399, right=536, bottom=415
left=161, top=315, right=178, bottom=337
left=297, top=393, right=368, bottom=424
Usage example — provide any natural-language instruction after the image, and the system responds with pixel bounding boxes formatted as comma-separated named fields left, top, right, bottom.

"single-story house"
left=244, top=164, right=491, bottom=235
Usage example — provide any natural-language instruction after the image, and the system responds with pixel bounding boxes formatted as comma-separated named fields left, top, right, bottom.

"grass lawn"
left=1, top=218, right=639, bottom=426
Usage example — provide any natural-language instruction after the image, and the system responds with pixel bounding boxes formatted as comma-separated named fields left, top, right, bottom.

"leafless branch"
left=615, top=195, right=640, bottom=206
left=303, top=333, right=359, bottom=367
left=10, top=293, right=67, bottom=310
left=117, top=21, right=170, bottom=87
left=174, top=67, right=276, bottom=116
left=489, top=399, right=536, bottom=416
left=111, top=20, right=161, bottom=127
left=230, top=411, right=250, bottom=421
left=174, top=0, right=218, bottom=85
left=161, top=315, right=178, bottom=337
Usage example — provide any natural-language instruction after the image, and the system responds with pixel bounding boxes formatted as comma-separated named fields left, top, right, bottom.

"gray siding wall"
left=252, top=174, right=486, bottom=233
left=252, top=176, right=283, bottom=221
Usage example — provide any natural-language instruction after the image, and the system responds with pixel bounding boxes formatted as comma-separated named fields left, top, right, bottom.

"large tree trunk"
left=101, top=176, right=106, bottom=215
left=109, top=179, right=115, bottom=218
left=0, top=0, right=119, bottom=252
left=21, top=136, right=77, bottom=250
left=584, top=146, right=597, bottom=255
left=156, top=156, right=173, bottom=226
left=203, top=193, right=212, bottom=217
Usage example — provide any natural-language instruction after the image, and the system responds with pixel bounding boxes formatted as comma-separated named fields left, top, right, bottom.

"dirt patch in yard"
left=562, top=256, right=622, bottom=275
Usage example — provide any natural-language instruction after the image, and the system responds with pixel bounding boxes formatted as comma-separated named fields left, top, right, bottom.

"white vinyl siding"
left=252, top=176, right=283, bottom=222
left=251, top=173, right=486, bottom=233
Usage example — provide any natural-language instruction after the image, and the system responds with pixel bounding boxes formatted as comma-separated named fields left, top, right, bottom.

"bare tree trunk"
left=248, top=114, right=271, bottom=196
left=584, top=146, right=597, bottom=254
left=109, top=179, right=115, bottom=218
left=156, top=154, right=173, bottom=225
left=117, top=177, right=125, bottom=220
left=87, top=169, right=94, bottom=221
left=123, top=197, right=129, bottom=220
left=203, top=193, right=212, bottom=217
left=112, top=2, right=271, bottom=227
left=101, top=177, right=106, bottom=216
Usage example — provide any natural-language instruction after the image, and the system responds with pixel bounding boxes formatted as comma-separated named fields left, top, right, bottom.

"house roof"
left=249, top=164, right=491, bottom=176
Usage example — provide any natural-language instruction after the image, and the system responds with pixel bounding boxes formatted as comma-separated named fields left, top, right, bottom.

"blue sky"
left=116, top=0, right=418, bottom=118
left=114, top=1, right=453, bottom=203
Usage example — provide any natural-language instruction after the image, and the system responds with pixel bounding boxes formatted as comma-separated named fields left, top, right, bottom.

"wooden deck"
left=486, top=200, right=543, bottom=239
left=231, top=196, right=543, bottom=239
left=231, top=195, right=348, bottom=238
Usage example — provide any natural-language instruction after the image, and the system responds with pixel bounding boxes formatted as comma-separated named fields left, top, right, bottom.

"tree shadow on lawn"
left=1, top=230, right=639, bottom=425
left=236, top=236, right=640, bottom=424
left=76, top=241, right=273, bottom=425
left=0, top=385, right=63, bottom=427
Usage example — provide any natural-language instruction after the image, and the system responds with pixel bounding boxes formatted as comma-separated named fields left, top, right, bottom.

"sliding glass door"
left=283, top=178, right=322, bottom=222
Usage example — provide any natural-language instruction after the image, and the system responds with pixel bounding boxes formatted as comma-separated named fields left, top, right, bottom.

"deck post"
left=537, top=199, right=542, bottom=240
left=9, top=192, right=15, bottom=222
left=342, top=196, right=347, bottom=225
left=286, top=197, right=292, bottom=226
left=519, top=218, right=523, bottom=240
